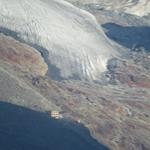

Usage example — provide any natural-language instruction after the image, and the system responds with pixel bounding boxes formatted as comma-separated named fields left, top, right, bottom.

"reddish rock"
left=0, top=34, right=48, bottom=76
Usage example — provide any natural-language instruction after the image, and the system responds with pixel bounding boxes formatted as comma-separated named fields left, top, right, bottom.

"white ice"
left=0, top=0, right=120, bottom=80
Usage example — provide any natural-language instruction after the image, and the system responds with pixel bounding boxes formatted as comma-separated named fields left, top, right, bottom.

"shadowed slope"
left=102, top=23, right=150, bottom=51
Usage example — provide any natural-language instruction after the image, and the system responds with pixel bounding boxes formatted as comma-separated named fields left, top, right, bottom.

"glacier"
left=0, top=0, right=120, bottom=81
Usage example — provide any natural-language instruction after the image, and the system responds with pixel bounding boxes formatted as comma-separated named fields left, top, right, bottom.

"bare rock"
left=0, top=34, right=48, bottom=76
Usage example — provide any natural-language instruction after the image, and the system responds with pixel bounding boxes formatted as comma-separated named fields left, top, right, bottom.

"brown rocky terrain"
left=0, top=34, right=150, bottom=150
left=0, top=34, right=57, bottom=111
left=0, top=34, right=48, bottom=77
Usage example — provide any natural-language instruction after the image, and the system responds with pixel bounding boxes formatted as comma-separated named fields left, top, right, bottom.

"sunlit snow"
left=0, top=0, right=119, bottom=80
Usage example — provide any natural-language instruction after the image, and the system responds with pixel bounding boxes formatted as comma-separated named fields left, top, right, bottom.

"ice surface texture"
left=0, top=0, right=119, bottom=80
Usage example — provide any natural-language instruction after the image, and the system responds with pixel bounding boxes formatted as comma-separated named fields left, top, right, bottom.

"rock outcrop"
left=0, top=34, right=48, bottom=76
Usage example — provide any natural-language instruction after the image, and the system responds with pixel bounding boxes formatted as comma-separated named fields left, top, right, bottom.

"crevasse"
left=0, top=0, right=119, bottom=81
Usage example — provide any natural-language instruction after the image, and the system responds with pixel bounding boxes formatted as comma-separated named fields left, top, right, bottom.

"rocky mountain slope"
left=0, top=34, right=57, bottom=111
left=0, top=0, right=150, bottom=150
left=68, top=0, right=150, bottom=17
left=0, top=33, right=150, bottom=150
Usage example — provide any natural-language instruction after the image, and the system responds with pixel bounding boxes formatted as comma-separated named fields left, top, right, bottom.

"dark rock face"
left=102, top=23, right=150, bottom=51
